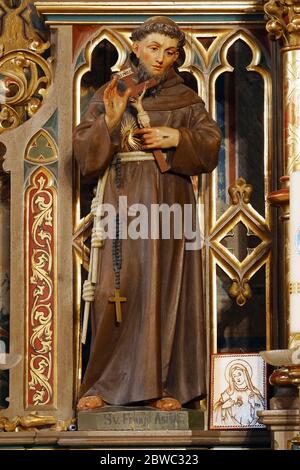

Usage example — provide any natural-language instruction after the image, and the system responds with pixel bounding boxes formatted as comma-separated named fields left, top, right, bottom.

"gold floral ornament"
left=264, top=0, right=300, bottom=46
left=0, top=50, right=51, bottom=132
left=264, top=0, right=289, bottom=41
left=0, top=0, right=52, bottom=133
left=229, top=278, right=252, bottom=307
left=228, top=177, right=253, bottom=205
left=25, top=168, right=57, bottom=407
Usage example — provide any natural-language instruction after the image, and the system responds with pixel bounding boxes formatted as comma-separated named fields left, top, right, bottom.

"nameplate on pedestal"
left=77, top=407, right=204, bottom=431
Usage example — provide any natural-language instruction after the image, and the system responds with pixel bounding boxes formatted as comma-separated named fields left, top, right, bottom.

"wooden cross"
left=116, top=67, right=157, bottom=99
left=109, top=289, right=127, bottom=323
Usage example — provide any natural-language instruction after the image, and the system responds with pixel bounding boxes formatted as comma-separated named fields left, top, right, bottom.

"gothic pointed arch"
left=74, top=27, right=129, bottom=125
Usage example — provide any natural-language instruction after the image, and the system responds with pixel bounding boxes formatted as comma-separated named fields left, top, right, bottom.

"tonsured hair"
left=131, top=22, right=185, bottom=50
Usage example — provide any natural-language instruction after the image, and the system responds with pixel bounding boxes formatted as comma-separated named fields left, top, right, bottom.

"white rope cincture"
left=82, top=280, right=95, bottom=302
left=91, top=227, right=105, bottom=248
left=81, top=167, right=109, bottom=344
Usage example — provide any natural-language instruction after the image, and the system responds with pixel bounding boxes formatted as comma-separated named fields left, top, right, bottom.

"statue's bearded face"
left=132, top=32, right=179, bottom=78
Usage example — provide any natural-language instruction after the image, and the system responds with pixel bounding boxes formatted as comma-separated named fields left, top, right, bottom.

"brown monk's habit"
left=73, top=65, right=221, bottom=405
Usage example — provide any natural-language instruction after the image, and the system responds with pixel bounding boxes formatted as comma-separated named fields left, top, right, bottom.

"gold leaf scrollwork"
left=228, top=278, right=252, bottom=306
left=29, top=356, right=52, bottom=406
left=264, top=0, right=289, bottom=41
left=0, top=105, right=19, bottom=131
left=29, top=39, right=51, bottom=55
left=264, top=0, right=300, bottom=45
left=0, top=412, right=57, bottom=432
left=0, top=50, right=51, bottom=133
left=26, top=170, right=56, bottom=407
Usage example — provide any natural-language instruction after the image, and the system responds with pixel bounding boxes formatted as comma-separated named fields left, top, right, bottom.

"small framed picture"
left=209, top=353, right=267, bottom=429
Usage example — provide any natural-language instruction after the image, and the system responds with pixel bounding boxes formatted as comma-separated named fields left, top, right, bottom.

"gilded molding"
left=36, top=1, right=264, bottom=16
left=73, top=212, right=93, bottom=272
left=264, top=0, right=300, bottom=46
left=25, top=168, right=57, bottom=408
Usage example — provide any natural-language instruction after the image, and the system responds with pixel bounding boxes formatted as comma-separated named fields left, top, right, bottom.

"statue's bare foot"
left=150, top=397, right=181, bottom=411
left=77, top=395, right=106, bottom=411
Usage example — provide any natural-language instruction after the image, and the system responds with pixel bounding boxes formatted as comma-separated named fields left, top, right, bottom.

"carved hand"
left=134, top=126, right=180, bottom=149
left=104, top=75, right=132, bottom=132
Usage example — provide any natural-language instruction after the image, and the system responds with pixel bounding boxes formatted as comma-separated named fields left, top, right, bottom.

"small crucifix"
left=116, top=67, right=157, bottom=99
left=109, top=289, right=127, bottom=323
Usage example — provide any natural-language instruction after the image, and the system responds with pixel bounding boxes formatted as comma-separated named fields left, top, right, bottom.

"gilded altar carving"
left=0, top=0, right=52, bottom=133
left=0, top=412, right=57, bottom=432
left=265, top=0, right=300, bottom=45
left=264, top=2, right=300, bottom=172
left=25, top=168, right=57, bottom=408
left=0, top=412, right=76, bottom=432
left=210, top=178, right=272, bottom=307
left=228, top=178, right=253, bottom=205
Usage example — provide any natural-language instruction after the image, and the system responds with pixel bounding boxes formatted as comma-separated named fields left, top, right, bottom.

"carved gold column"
left=258, top=1, right=300, bottom=449
left=265, top=0, right=300, bottom=348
